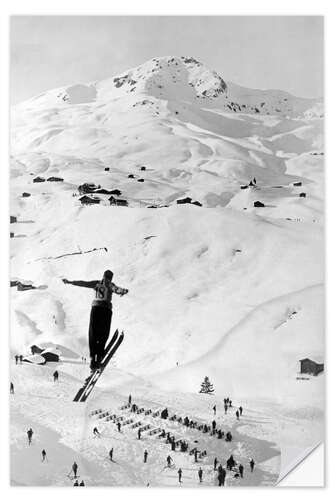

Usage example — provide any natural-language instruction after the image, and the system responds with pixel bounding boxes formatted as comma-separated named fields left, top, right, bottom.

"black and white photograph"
left=9, top=15, right=324, bottom=487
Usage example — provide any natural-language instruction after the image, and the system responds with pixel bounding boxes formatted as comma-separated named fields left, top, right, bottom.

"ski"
left=73, top=330, right=124, bottom=402
left=73, top=329, right=119, bottom=402
left=79, top=332, right=124, bottom=403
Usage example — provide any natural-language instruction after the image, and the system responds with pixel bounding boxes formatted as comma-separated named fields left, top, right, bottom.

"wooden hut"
left=109, top=196, right=128, bottom=207
left=177, top=197, right=192, bottom=205
left=299, top=358, right=324, bottom=376
left=79, top=195, right=101, bottom=205
left=47, top=176, right=64, bottom=182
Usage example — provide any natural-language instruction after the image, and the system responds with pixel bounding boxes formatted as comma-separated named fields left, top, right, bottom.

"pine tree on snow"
left=199, top=376, right=214, bottom=394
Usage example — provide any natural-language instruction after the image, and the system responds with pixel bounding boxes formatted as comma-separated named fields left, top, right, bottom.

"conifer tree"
left=199, top=376, right=214, bottom=394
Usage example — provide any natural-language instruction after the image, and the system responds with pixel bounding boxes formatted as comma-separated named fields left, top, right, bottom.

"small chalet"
left=47, top=176, right=64, bottom=182
left=79, top=195, right=101, bottom=205
left=33, top=176, right=45, bottom=183
left=31, top=345, right=43, bottom=355
left=137, top=178, right=145, bottom=183
left=192, top=200, right=202, bottom=207
left=140, top=166, right=146, bottom=171
left=299, top=192, right=306, bottom=198
left=128, top=174, right=135, bottom=179
left=104, top=167, right=110, bottom=171
left=17, top=282, right=36, bottom=291
left=293, top=181, right=302, bottom=187
left=254, top=201, right=265, bottom=207
left=22, top=192, right=31, bottom=198
left=10, top=216, right=17, bottom=223
left=109, top=189, right=122, bottom=196
left=109, top=196, right=128, bottom=207
left=78, top=183, right=100, bottom=194
left=240, top=185, right=249, bottom=190
left=41, top=348, right=60, bottom=363
left=177, top=197, right=192, bottom=205
left=299, top=358, right=324, bottom=376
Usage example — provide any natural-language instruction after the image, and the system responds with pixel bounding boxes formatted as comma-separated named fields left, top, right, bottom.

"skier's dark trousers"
left=63, top=270, right=128, bottom=370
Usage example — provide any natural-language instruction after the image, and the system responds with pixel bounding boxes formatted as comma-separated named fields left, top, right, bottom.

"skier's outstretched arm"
left=62, top=279, right=99, bottom=289
left=111, top=283, right=129, bottom=296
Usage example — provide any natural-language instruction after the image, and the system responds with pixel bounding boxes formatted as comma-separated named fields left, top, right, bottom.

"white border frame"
left=1, top=1, right=331, bottom=497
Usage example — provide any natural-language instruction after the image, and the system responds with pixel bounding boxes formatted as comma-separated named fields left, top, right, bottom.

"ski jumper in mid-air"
left=63, top=270, right=128, bottom=370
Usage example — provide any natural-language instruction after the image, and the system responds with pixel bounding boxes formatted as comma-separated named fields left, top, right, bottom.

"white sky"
left=10, top=16, right=323, bottom=103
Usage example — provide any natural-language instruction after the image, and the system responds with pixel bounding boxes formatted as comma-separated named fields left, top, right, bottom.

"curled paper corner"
left=277, top=442, right=324, bottom=486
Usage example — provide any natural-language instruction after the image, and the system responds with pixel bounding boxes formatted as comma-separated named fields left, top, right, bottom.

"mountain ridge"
left=13, top=55, right=322, bottom=119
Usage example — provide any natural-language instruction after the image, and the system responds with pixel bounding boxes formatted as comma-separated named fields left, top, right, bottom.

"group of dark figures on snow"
left=92, top=393, right=254, bottom=486
left=22, top=390, right=255, bottom=487
left=25, top=429, right=86, bottom=485
left=14, top=354, right=24, bottom=365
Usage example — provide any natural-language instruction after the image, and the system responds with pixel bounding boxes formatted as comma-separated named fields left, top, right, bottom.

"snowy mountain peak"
left=121, top=56, right=225, bottom=96
left=17, top=56, right=228, bottom=109
left=96, top=55, right=228, bottom=103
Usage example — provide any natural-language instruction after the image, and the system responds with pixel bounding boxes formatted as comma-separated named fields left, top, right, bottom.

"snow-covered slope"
left=10, top=55, right=324, bottom=486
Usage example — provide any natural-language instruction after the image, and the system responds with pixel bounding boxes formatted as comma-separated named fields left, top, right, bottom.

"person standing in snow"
left=224, top=403, right=228, bottom=414
left=138, top=429, right=142, bottom=440
left=198, top=467, right=203, bottom=483
left=79, top=480, right=85, bottom=486
left=250, top=458, right=255, bottom=472
left=214, top=457, right=218, bottom=470
left=93, top=426, right=101, bottom=437
left=143, top=450, right=148, bottom=463
left=10, top=382, right=14, bottom=394
left=213, top=404, right=216, bottom=415
left=239, top=406, right=243, bottom=416
left=218, top=467, right=226, bottom=486
left=72, top=461, right=78, bottom=479
left=73, top=480, right=79, bottom=486
left=128, top=394, right=132, bottom=405
left=117, top=422, right=121, bottom=432
left=239, top=463, right=244, bottom=478
left=178, top=468, right=182, bottom=483
left=15, top=355, right=19, bottom=365
left=62, top=270, right=128, bottom=371
left=27, top=428, right=33, bottom=445
left=166, top=455, right=173, bottom=467
left=19, top=355, right=23, bottom=364
left=212, top=420, right=217, bottom=431
left=226, top=431, right=232, bottom=442
left=236, top=410, right=240, bottom=420
left=41, top=449, right=47, bottom=462
left=53, top=370, right=59, bottom=382
left=109, top=448, right=113, bottom=461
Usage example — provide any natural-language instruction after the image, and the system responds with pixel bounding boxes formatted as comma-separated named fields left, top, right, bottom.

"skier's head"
left=103, top=269, right=113, bottom=283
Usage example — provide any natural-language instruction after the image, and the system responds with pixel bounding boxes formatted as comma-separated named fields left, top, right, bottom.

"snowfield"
left=10, top=56, right=324, bottom=486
